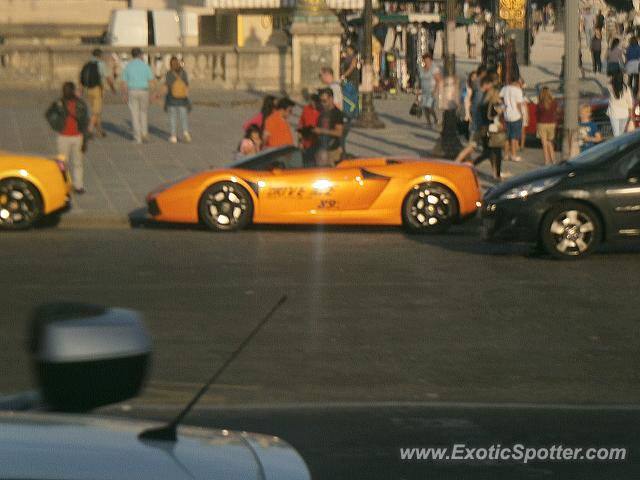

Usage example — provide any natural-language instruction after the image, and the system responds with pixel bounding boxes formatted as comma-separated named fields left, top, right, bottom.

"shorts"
left=86, top=86, right=103, bottom=115
left=536, top=122, right=556, bottom=141
left=505, top=120, right=523, bottom=141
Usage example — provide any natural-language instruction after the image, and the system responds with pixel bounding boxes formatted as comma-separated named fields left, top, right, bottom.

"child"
left=237, top=125, right=262, bottom=159
left=578, top=104, right=603, bottom=152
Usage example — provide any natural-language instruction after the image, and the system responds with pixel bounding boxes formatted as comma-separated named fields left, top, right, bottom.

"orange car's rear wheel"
left=199, top=182, right=253, bottom=232
left=0, top=178, right=43, bottom=230
left=402, top=182, right=458, bottom=234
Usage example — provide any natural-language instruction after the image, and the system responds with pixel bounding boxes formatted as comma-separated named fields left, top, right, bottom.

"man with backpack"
left=80, top=48, right=114, bottom=138
left=45, top=82, right=90, bottom=194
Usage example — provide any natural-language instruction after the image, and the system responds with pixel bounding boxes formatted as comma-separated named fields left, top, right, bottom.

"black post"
left=353, top=0, right=384, bottom=129
left=431, top=0, right=462, bottom=159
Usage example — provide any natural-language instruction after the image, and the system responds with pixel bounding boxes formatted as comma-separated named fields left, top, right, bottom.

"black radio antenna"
left=139, top=295, right=288, bottom=442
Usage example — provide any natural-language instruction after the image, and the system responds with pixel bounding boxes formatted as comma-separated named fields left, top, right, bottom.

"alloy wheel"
left=0, top=179, right=42, bottom=229
left=200, top=183, right=251, bottom=231
left=548, top=209, right=596, bottom=256
left=404, top=183, right=457, bottom=232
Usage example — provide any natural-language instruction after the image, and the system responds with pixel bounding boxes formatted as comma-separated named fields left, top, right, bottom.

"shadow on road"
left=102, top=121, right=132, bottom=141
left=149, top=124, right=170, bottom=141
left=128, top=206, right=640, bottom=258
left=123, top=402, right=640, bottom=480
left=350, top=128, right=428, bottom=157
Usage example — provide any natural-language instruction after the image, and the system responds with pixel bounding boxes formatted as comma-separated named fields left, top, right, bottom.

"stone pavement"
left=0, top=87, right=546, bottom=227
left=3, top=31, right=580, bottom=227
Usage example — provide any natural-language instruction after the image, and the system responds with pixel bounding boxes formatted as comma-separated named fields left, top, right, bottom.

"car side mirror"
left=29, top=303, right=152, bottom=413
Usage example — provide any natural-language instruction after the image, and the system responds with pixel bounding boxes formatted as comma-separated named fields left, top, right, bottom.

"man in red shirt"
left=263, top=97, right=295, bottom=148
left=45, top=82, right=90, bottom=193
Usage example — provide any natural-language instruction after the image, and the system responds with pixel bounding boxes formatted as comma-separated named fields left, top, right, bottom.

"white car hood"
left=0, top=411, right=310, bottom=480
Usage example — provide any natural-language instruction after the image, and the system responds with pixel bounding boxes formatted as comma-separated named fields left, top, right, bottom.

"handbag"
left=409, top=102, right=420, bottom=116
left=487, top=101, right=506, bottom=148
left=488, top=130, right=507, bottom=148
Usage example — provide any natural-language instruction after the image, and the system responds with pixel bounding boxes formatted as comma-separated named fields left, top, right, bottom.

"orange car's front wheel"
left=198, top=182, right=253, bottom=232
left=402, top=182, right=458, bottom=234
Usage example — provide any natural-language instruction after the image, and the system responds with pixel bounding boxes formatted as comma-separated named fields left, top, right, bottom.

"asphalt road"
left=123, top=403, right=640, bottom=480
left=2, top=224, right=639, bottom=479
left=1, top=224, right=639, bottom=405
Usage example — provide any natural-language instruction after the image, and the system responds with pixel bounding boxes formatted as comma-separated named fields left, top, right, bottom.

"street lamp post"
left=431, top=0, right=463, bottom=159
left=353, top=0, right=384, bottom=129
left=562, top=0, right=579, bottom=159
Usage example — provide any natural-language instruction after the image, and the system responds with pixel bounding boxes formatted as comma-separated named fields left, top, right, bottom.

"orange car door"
left=257, top=167, right=362, bottom=222
left=349, top=168, right=392, bottom=210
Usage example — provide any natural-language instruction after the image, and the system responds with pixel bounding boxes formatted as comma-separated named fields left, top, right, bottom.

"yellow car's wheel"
left=402, top=182, right=458, bottom=234
left=198, top=182, right=253, bottom=232
left=0, top=178, right=43, bottom=230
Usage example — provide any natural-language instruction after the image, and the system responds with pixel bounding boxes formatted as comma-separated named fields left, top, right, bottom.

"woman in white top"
left=607, top=72, right=634, bottom=137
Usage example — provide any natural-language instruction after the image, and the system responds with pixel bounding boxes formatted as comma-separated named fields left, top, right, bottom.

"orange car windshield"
left=231, top=146, right=307, bottom=171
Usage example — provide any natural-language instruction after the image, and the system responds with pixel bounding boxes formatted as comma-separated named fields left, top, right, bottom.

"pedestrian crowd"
left=532, top=2, right=556, bottom=34
left=454, top=65, right=513, bottom=181
left=448, top=4, right=640, bottom=180
left=582, top=6, right=637, bottom=143
left=45, top=48, right=193, bottom=194
left=42, top=8, right=640, bottom=196
left=236, top=55, right=360, bottom=168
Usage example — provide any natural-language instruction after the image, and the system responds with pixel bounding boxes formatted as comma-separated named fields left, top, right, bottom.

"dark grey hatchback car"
left=482, top=131, right=640, bottom=259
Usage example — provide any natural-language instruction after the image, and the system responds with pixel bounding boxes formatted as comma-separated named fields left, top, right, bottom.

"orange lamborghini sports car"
left=146, top=146, right=482, bottom=233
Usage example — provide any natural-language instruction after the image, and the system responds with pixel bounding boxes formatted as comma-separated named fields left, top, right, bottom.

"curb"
left=57, top=213, right=132, bottom=230
left=56, top=210, right=148, bottom=230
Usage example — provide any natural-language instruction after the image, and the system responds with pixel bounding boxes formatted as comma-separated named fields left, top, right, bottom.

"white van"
left=106, top=9, right=181, bottom=47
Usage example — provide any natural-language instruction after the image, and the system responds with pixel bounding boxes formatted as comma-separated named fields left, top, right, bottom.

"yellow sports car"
left=0, top=151, right=71, bottom=230
left=147, top=146, right=482, bottom=233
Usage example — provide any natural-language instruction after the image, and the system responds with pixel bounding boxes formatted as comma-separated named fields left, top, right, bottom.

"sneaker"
left=169, top=136, right=177, bottom=144
left=142, top=135, right=150, bottom=143
left=74, top=188, right=86, bottom=195
left=183, top=132, right=192, bottom=143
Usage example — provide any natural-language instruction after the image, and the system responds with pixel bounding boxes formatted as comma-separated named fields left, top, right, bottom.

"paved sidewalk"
left=3, top=31, right=585, bottom=227
left=1, top=87, right=548, bottom=227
